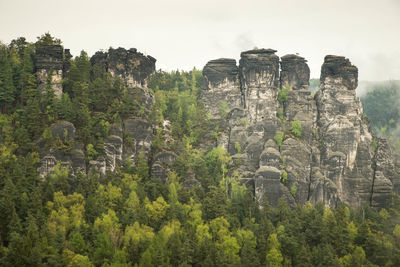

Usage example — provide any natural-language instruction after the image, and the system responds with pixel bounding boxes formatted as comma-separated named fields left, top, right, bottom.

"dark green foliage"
left=0, top=43, right=16, bottom=111
left=35, top=32, right=62, bottom=47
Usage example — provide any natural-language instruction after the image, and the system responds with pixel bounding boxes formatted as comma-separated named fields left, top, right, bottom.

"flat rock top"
left=281, top=54, right=307, bottom=62
left=35, top=45, right=64, bottom=70
left=108, top=47, right=156, bottom=64
left=36, top=45, right=63, bottom=57
left=241, top=48, right=277, bottom=56
left=204, top=58, right=238, bottom=73
left=321, top=55, right=358, bottom=89
left=203, top=58, right=238, bottom=85
left=322, top=55, right=357, bottom=74
left=206, top=58, right=237, bottom=65
left=239, top=48, right=279, bottom=67
left=90, top=47, right=156, bottom=86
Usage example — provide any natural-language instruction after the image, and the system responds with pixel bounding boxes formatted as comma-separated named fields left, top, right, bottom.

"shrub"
left=290, top=184, right=297, bottom=197
left=86, top=144, right=98, bottom=160
left=277, top=85, right=290, bottom=104
left=234, top=141, right=241, bottom=154
left=291, top=120, right=302, bottom=137
left=274, top=131, right=284, bottom=148
left=281, top=170, right=288, bottom=184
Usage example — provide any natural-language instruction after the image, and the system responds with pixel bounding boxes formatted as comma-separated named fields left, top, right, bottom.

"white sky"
left=1, top=0, right=399, bottom=80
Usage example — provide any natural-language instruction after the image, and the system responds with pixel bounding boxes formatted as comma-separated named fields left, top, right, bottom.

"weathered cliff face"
left=39, top=47, right=156, bottom=177
left=37, top=121, right=86, bottom=178
left=315, top=56, right=374, bottom=207
left=35, top=45, right=69, bottom=98
left=371, top=139, right=399, bottom=207
left=240, top=49, right=280, bottom=123
left=280, top=54, right=310, bottom=90
left=35, top=44, right=398, bottom=208
left=90, top=47, right=156, bottom=174
left=201, top=58, right=242, bottom=120
left=91, top=47, right=156, bottom=112
left=202, top=49, right=399, bottom=209
left=92, top=47, right=156, bottom=89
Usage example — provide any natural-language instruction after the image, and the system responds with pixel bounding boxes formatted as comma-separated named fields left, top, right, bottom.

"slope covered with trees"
left=360, top=81, right=400, bottom=153
left=0, top=34, right=399, bottom=266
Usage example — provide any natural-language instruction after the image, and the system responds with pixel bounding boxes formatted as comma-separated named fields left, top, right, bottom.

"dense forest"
left=0, top=34, right=399, bottom=266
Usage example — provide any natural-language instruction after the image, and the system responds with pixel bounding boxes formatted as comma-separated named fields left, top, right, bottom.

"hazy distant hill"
left=357, top=80, right=400, bottom=97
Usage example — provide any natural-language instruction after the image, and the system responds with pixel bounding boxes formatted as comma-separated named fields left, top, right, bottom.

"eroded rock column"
left=239, top=49, right=280, bottom=123
left=35, top=45, right=65, bottom=98
left=316, top=55, right=373, bottom=207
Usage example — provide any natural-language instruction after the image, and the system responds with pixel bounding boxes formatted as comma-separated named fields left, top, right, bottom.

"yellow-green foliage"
left=145, top=196, right=170, bottom=223
left=290, top=184, right=297, bottom=197
left=47, top=192, right=87, bottom=237
left=281, top=170, right=288, bottom=184
left=274, top=131, right=285, bottom=148
left=234, top=141, right=241, bottom=154
left=277, top=85, right=290, bottom=104
left=291, top=120, right=303, bottom=137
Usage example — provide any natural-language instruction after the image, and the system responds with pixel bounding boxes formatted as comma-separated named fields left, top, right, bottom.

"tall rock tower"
left=35, top=45, right=66, bottom=98
left=201, top=50, right=400, bottom=209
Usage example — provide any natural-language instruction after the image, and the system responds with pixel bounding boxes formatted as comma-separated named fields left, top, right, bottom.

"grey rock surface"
left=150, top=151, right=177, bottom=182
left=38, top=121, right=86, bottom=178
left=90, top=48, right=156, bottom=171
left=35, top=45, right=65, bottom=98
left=201, top=50, right=399, bottom=208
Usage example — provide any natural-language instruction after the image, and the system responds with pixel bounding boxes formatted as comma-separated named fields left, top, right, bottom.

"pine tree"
left=0, top=44, right=16, bottom=112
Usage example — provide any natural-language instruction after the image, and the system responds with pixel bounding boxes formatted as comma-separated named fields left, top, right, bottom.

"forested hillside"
left=0, top=34, right=399, bottom=266
left=360, top=81, right=400, bottom=153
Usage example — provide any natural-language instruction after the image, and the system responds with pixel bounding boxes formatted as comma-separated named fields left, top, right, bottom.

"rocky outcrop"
left=89, top=47, right=156, bottom=172
left=37, top=121, right=86, bottom=178
left=201, top=58, right=242, bottom=120
left=280, top=54, right=310, bottom=90
left=123, top=117, right=153, bottom=159
left=91, top=47, right=155, bottom=90
left=38, top=47, right=157, bottom=177
left=150, top=151, right=177, bottom=182
left=201, top=49, right=399, bottom=209
left=240, top=49, right=280, bottom=123
left=371, top=139, right=398, bottom=207
left=35, top=45, right=69, bottom=98
left=315, top=56, right=374, bottom=207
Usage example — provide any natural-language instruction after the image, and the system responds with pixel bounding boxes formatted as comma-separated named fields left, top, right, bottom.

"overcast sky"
left=0, top=0, right=399, bottom=80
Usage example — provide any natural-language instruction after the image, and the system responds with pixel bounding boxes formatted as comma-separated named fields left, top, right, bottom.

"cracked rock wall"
left=201, top=49, right=399, bottom=209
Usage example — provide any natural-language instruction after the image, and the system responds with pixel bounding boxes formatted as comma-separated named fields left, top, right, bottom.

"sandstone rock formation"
left=35, top=45, right=69, bottom=98
left=39, top=47, right=158, bottom=177
left=90, top=47, right=156, bottom=173
left=34, top=43, right=399, bottom=209
left=201, top=49, right=400, bottom=209
left=150, top=151, right=178, bottom=182
left=37, top=121, right=86, bottom=178
left=91, top=47, right=155, bottom=112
